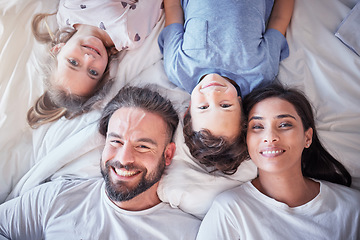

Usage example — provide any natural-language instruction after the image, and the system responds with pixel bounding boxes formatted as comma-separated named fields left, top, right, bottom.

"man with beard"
left=0, top=86, right=201, bottom=240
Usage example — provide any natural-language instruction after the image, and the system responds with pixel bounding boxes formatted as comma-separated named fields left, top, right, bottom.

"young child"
left=27, top=0, right=164, bottom=128
left=158, top=0, right=294, bottom=174
left=196, top=84, right=360, bottom=239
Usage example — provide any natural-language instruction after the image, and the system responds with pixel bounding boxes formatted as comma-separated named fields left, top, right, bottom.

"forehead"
left=249, top=97, right=299, bottom=118
left=54, top=69, right=98, bottom=96
left=192, top=108, right=241, bottom=126
left=191, top=109, right=241, bottom=139
left=107, top=107, right=169, bottom=140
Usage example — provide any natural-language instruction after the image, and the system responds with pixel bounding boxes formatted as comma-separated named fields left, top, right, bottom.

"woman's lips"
left=260, top=149, right=285, bottom=157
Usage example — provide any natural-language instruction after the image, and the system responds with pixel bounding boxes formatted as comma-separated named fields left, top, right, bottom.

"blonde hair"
left=27, top=13, right=117, bottom=128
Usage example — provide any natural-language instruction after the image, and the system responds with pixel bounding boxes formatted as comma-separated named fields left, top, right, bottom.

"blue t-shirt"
left=158, top=0, right=289, bottom=97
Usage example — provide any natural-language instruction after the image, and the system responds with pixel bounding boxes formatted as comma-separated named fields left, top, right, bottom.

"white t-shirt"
left=0, top=178, right=201, bottom=240
left=57, top=0, right=164, bottom=51
left=197, top=180, right=360, bottom=240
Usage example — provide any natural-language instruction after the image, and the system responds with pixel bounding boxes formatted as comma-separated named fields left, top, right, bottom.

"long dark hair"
left=243, top=83, right=351, bottom=187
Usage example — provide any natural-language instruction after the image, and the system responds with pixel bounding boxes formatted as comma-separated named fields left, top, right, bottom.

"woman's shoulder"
left=320, top=180, right=360, bottom=203
left=213, top=181, right=254, bottom=203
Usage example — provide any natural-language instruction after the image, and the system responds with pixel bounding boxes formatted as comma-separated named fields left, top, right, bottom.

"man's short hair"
left=183, top=109, right=248, bottom=175
left=99, top=86, right=179, bottom=143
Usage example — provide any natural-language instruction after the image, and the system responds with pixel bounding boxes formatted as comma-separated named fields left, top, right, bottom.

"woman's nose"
left=263, top=129, right=279, bottom=143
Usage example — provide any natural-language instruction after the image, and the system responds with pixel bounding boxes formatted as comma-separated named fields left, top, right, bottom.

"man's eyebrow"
left=137, top=138, right=158, bottom=146
left=107, top=132, right=121, bottom=138
left=106, top=133, right=158, bottom=146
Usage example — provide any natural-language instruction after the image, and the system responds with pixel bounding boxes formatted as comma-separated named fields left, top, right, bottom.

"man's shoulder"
left=156, top=202, right=201, bottom=223
left=53, top=178, right=103, bottom=196
left=150, top=203, right=201, bottom=237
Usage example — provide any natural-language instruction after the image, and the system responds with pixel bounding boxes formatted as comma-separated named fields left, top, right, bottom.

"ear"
left=304, top=127, right=313, bottom=148
left=238, top=96, right=242, bottom=104
left=164, top=142, right=176, bottom=166
left=183, top=102, right=191, bottom=118
left=50, top=43, right=65, bottom=55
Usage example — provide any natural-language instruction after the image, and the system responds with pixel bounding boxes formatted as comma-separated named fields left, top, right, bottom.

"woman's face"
left=54, top=30, right=109, bottom=96
left=246, top=97, right=313, bottom=174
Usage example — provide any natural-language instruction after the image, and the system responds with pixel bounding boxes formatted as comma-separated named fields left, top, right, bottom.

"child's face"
left=55, top=31, right=109, bottom=96
left=190, top=74, right=242, bottom=140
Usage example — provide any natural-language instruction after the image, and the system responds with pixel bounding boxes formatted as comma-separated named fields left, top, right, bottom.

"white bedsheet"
left=1, top=0, right=359, bottom=219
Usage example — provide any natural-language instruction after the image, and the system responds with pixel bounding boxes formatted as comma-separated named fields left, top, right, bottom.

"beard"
left=100, top=154, right=166, bottom=203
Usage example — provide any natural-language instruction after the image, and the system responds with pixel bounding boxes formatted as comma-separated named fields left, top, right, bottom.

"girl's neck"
left=252, top=171, right=320, bottom=207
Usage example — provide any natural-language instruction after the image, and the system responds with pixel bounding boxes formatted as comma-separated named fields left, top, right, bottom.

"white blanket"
left=1, top=0, right=359, bottom=219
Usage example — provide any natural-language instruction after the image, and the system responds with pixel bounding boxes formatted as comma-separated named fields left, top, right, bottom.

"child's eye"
left=89, top=69, right=98, bottom=76
left=198, top=105, right=208, bottom=110
left=220, top=104, right=232, bottom=108
left=68, top=59, right=78, bottom=66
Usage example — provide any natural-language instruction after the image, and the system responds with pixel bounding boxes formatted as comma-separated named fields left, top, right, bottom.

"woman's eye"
left=198, top=105, right=208, bottom=110
left=68, top=59, right=78, bottom=66
left=251, top=124, right=263, bottom=130
left=89, top=69, right=98, bottom=76
left=220, top=104, right=231, bottom=108
left=279, top=122, right=292, bottom=128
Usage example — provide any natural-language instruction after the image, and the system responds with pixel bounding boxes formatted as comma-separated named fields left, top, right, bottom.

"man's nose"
left=116, top=143, right=135, bottom=165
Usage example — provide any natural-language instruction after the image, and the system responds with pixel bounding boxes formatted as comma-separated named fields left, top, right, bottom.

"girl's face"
left=190, top=73, right=242, bottom=140
left=54, top=29, right=109, bottom=96
left=246, top=97, right=313, bottom=175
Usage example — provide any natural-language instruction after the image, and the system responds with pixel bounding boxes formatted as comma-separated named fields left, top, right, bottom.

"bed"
left=1, top=0, right=359, bottom=220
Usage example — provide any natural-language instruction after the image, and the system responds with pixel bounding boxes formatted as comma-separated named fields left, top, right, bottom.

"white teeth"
left=262, top=150, right=283, bottom=155
left=114, top=168, right=137, bottom=177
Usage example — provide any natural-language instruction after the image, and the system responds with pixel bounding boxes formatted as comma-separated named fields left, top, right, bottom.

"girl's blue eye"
left=68, top=59, right=78, bottom=66
left=89, top=69, right=98, bottom=76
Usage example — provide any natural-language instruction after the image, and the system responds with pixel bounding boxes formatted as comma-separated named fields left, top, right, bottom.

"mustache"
left=105, top=159, right=140, bottom=171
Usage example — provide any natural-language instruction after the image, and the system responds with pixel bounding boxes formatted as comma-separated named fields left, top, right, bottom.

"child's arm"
left=267, top=0, right=295, bottom=36
left=164, top=0, right=184, bottom=27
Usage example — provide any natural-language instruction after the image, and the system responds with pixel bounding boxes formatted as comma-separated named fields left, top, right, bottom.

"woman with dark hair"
left=196, top=84, right=360, bottom=239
